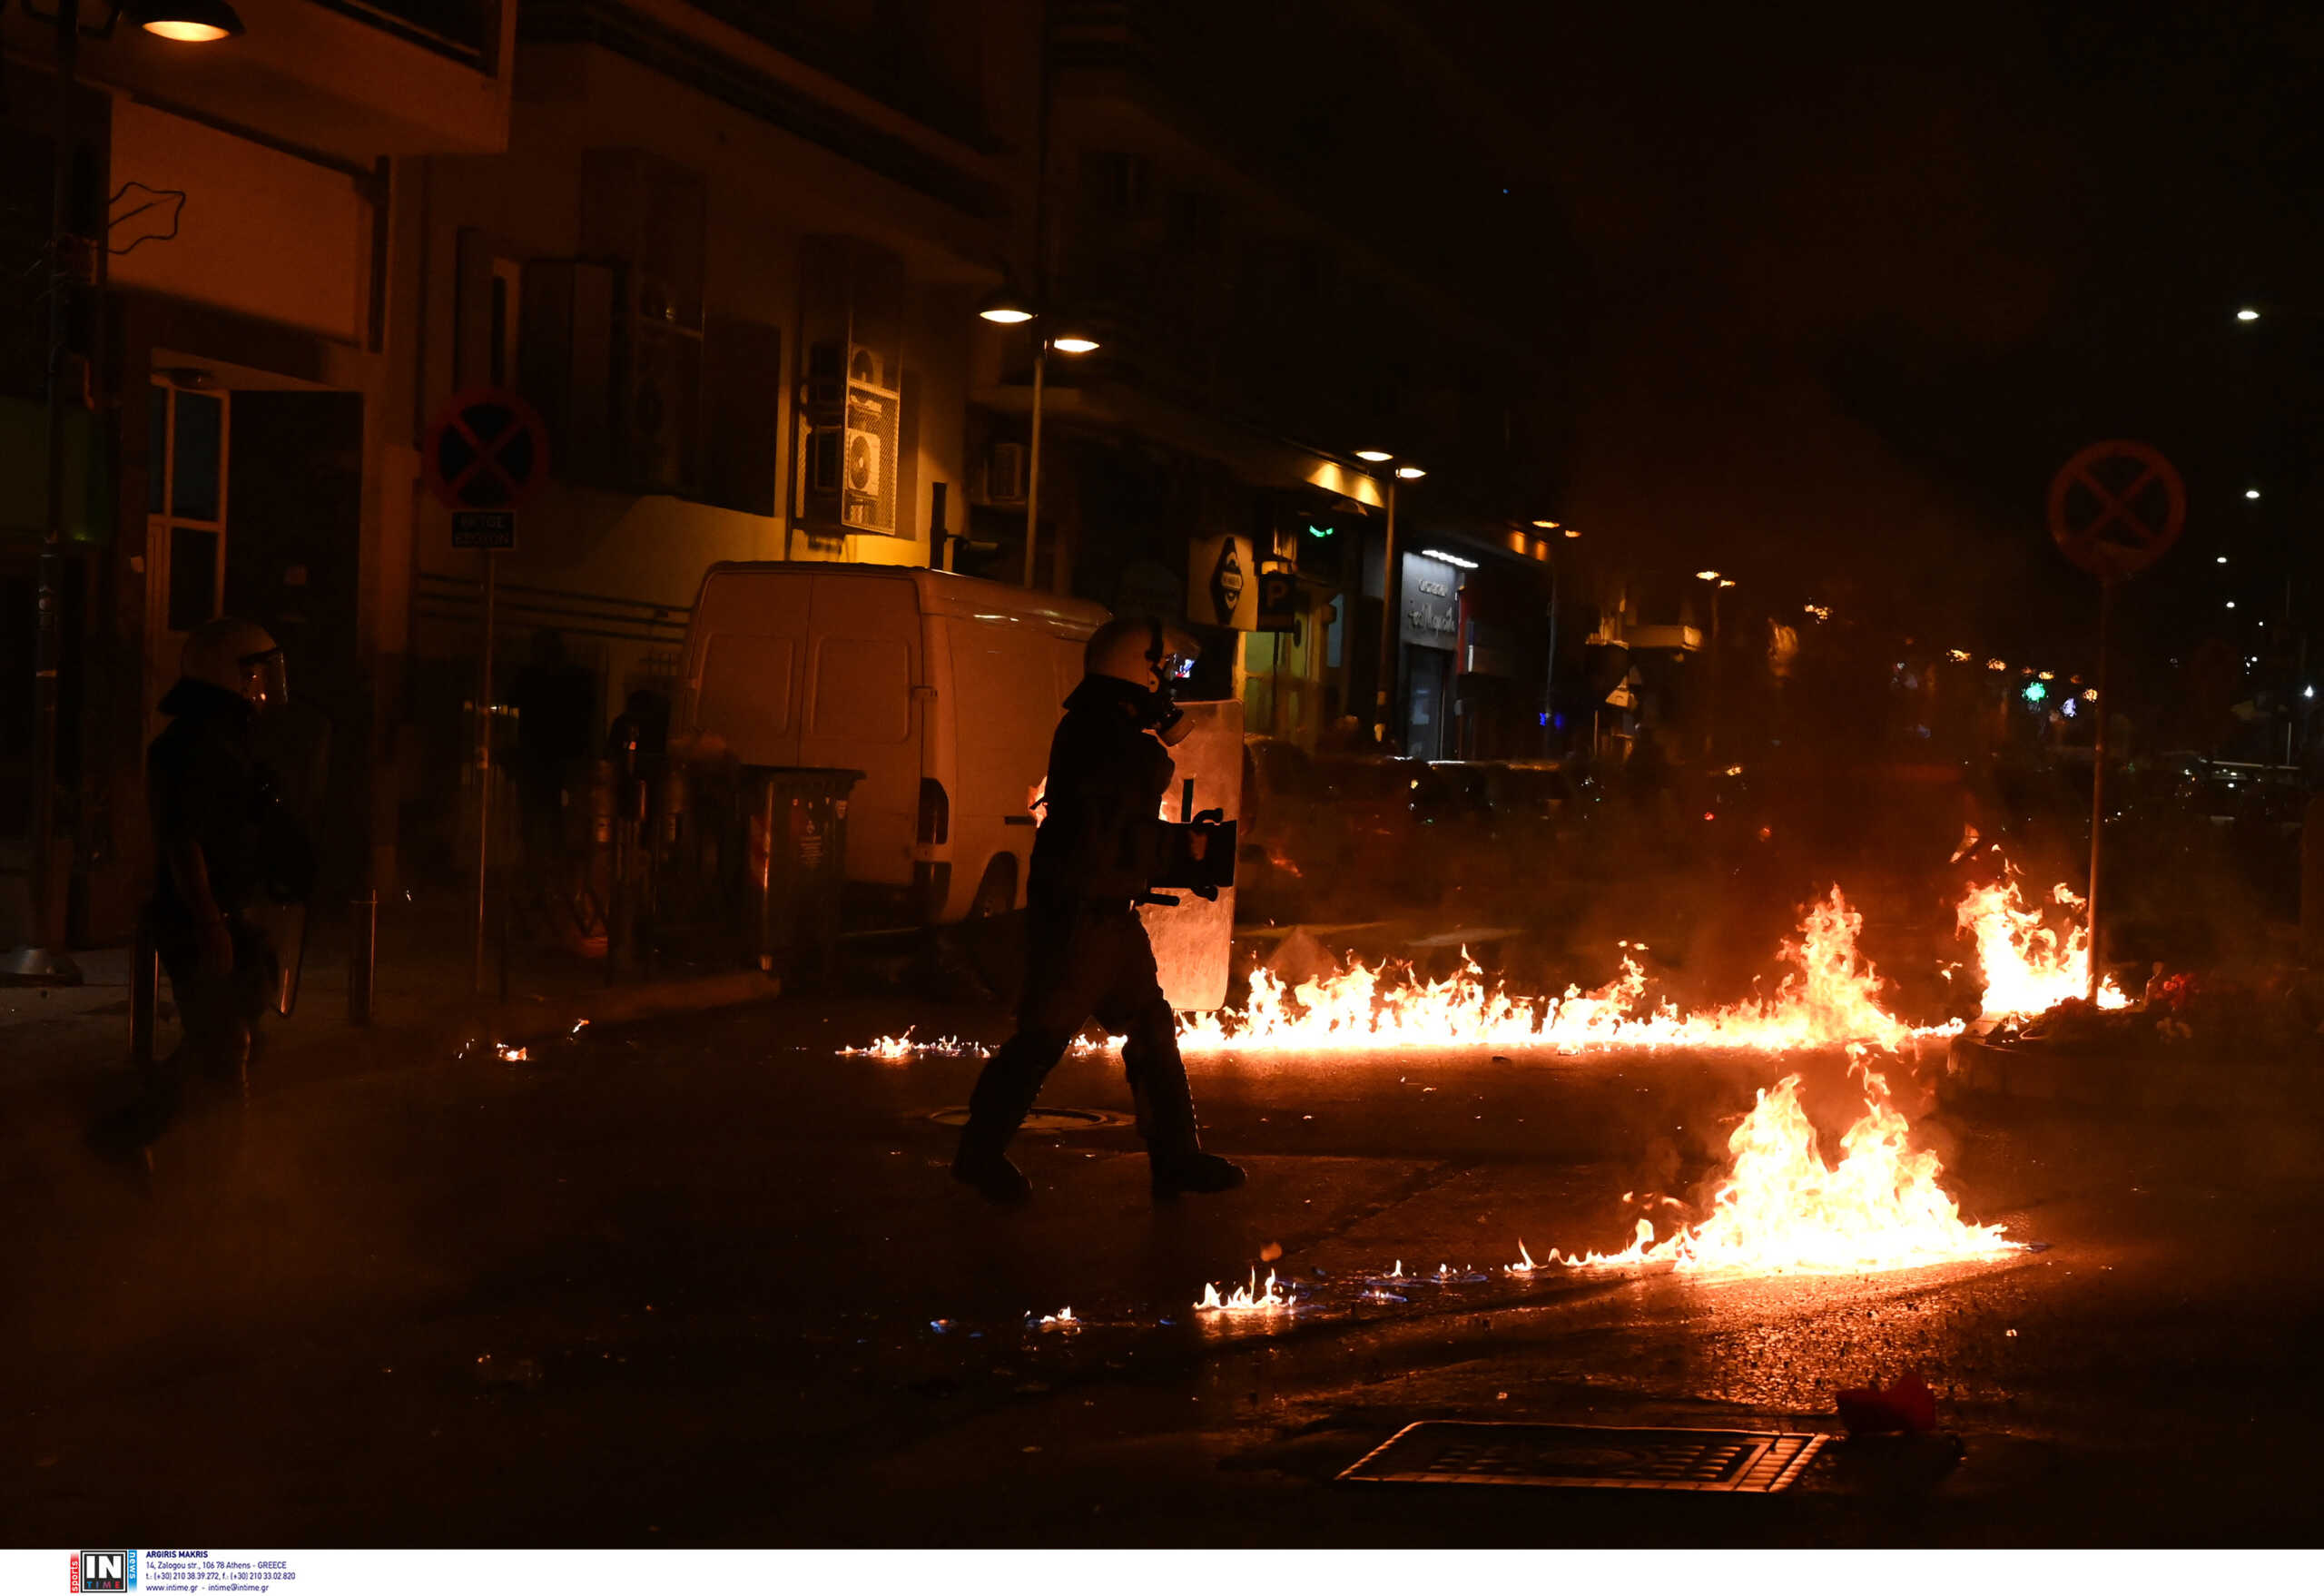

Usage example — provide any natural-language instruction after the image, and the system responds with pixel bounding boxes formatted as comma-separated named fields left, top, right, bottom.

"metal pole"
left=1374, top=476, right=1398, bottom=745
left=473, top=551, right=497, bottom=994
left=6, top=0, right=86, bottom=986
left=1544, top=556, right=1560, bottom=756
left=2086, top=577, right=2113, bottom=1002
left=1708, top=588, right=1723, bottom=763
left=1022, top=342, right=1045, bottom=588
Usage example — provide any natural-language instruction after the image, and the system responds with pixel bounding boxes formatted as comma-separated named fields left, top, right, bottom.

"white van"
left=675, top=562, right=1110, bottom=922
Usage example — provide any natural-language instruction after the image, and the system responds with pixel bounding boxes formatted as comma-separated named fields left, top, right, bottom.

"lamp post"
left=1696, top=570, right=1734, bottom=762
left=1532, top=519, right=1578, bottom=756
left=978, top=288, right=1098, bottom=591
left=1356, top=452, right=1424, bottom=748
left=2, top=0, right=245, bottom=988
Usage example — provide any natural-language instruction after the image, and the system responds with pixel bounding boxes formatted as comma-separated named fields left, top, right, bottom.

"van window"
left=699, top=635, right=796, bottom=753
left=812, top=636, right=911, bottom=742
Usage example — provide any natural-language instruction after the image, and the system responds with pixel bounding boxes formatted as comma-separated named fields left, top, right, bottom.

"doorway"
left=1405, top=645, right=1452, bottom=761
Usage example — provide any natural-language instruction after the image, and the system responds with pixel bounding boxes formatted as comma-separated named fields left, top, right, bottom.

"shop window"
left=170, top=389, right=223, bottom=521
left=148, top=377, right=231, bottom=649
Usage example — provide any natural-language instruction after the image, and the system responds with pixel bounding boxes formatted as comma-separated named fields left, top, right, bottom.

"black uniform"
left=146, top=676, right=309, bottom=1082
left=960, top=675, right=1207, bottom=1164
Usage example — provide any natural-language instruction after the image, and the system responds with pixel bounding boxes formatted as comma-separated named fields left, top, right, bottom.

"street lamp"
left=1697, top=569, right=1733, bottom=760
left=976, top=291, right=1098, bottom=588
left=2, top=0, right=245, bottom=988
left=129, top=0, right=245, bottom=39
left=1360, top=452, right=1423, bottom=749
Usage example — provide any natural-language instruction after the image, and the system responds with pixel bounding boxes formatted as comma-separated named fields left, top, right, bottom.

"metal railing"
left=414, top=572, right=691, bottom=649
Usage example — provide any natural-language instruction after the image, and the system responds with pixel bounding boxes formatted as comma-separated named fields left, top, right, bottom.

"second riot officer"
left=951, top=617, right=1246, bottom=1205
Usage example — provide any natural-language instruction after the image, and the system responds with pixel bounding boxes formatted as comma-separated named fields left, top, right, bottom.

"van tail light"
left=917, top=777, right=950, bottom=844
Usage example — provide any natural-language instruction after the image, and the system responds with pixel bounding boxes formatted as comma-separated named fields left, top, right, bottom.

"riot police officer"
left=145, top=617, right=310, bottom=1100
left=952, top=617, right=1246, bottom=1204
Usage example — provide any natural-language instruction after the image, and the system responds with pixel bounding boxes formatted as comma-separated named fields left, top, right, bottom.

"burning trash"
left=1027, top=1307, right=1079, bottom=1332
left=1955, top=874, right=2128, bottom=1017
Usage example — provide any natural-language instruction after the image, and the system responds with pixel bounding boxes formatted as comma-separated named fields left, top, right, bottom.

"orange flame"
left=839, top=1028, right=991, bottom=1060
left=1177, top=888, right=1950, bottom=1055
left=1517, top=1057, right=2018, bottom=1276
left=1196, top=1269, right=1294, bottom=1315
left=1955, top=875, right=2128, bottom=1016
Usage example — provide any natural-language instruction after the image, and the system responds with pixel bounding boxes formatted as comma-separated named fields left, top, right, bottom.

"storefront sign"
left=1188, top=535, right=1256, bottom=631
left=1399, top=552, right=1461, bottom=649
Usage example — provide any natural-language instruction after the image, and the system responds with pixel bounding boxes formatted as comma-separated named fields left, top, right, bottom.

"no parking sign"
left=424, top=386, right=549, bottom=549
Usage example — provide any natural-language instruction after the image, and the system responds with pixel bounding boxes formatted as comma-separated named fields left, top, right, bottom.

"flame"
left=839, top=1028, right=992, bottom=1060
left=1529, top=1058, right=2019, bottom=1276
left=1177, top=887, right=1949, bottom=1055
left=1196, top=1269, right=1295, bottom=1315
left=1029, top=1306, right=1078, bottom=1331
left=1029, top=777, right=1047, bottom=825
left=1955, top=875, right=2128, bottom=1016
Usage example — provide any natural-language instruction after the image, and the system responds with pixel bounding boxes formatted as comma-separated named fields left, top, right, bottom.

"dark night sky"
left=1345, top=2, right=2324, bottom=680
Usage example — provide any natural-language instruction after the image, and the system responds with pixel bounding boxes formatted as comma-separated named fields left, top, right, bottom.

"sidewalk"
left=0, top=889, right=781, bottom=1102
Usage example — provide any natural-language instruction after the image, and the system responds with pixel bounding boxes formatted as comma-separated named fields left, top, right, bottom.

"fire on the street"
left=1196, top=1269, right=1295, bottom=1315
left=1508, top=1053, right=2020, bottom=1276
left=1955, top=875, right=2129, bottom=1017
left=1176, top=887, right=1943, bottom=1055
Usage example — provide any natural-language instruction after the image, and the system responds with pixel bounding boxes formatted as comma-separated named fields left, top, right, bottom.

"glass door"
left=146, top=378, right=230, bottom=717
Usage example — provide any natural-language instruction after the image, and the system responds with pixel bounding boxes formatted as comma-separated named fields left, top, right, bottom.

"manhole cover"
left=925, top=1107, right=1133, bottom=1133
left=1338, top=1423, right=1826, bottom=1493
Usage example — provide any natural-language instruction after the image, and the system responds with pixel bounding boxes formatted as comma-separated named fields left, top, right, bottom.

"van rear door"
left=799, top=572, right=921, bottom=885
left=686, top=570, right=809, bottom=765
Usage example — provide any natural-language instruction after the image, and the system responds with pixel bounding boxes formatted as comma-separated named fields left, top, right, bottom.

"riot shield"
left=1140, top=697, right=1243, bottom=1011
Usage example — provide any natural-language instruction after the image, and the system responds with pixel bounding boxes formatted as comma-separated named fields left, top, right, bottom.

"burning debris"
left=1027, top=1307, right=1079, bottom=1332
left=1515, top=1055, right=2020, bottom=1276
left=1955, top=875, right=2128, bottom=1017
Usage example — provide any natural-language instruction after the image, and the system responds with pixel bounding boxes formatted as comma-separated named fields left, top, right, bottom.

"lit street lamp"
left=978, top=285, right=1098, bottom=588
left=1358, top=451, right=1424, bottom=748
left=3, top=0, right=246, bottom=988
left=1698, top=569, right=1735, bottom=760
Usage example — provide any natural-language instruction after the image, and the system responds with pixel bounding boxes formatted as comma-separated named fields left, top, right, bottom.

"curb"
left=1942, top=1030, right=2324, bottom=1115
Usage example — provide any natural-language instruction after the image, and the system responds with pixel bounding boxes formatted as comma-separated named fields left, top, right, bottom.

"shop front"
left=1397, top=550, right=1462, bottom=760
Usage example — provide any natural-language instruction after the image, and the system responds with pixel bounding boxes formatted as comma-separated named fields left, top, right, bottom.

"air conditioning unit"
left=800, top=339, right=900, bottom=535
left=984, top=440, right=1027, bottom=506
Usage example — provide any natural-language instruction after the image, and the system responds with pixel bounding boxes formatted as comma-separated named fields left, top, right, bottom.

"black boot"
left=1131, top=1057, right=1246, bottom=1198
left=1150, top=1149, right=1247, bottom=1198
left=951, top=1142, right=1032, bottom=1205
left=952, top=1031, right=1059, bottom=1205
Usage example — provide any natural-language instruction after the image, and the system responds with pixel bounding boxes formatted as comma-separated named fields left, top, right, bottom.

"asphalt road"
left=5, top=992, right=2321, bottom=1547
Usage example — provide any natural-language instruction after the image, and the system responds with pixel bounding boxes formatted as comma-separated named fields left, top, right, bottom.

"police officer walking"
left=952, top=617, right=1246, bottom=1205
left=143, top=617, right=311, bottom=1118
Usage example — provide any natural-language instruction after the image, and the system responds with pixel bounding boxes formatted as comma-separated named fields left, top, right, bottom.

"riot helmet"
left=181, top=616, right=287, bottom=709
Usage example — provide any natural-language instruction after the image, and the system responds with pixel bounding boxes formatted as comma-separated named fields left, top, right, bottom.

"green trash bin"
left=741, top=766, right=863, bottom=981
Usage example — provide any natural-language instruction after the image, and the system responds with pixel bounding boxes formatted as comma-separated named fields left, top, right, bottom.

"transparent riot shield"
left=1141, top=697, right=1243, bottom=1011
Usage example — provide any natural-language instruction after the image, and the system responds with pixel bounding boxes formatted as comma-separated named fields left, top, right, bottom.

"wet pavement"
left=5, top=992, right=2321, bottom=1546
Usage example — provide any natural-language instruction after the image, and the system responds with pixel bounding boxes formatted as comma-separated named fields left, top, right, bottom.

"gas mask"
left=1144, top=618, right=1198, bottom=747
